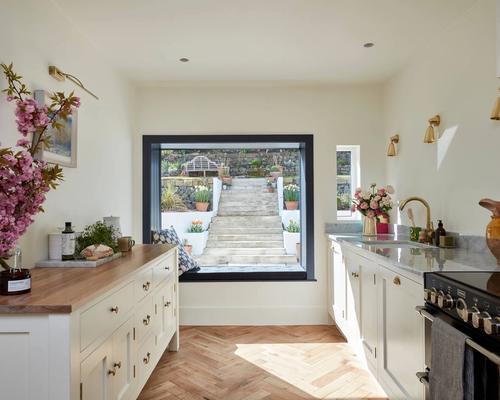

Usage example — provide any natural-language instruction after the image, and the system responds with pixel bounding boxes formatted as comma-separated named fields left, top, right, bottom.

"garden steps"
left=195, top=177, right=298, bottom=267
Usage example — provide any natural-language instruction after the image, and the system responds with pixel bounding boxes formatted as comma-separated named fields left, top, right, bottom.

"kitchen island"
left=0, top=244, right=179, bottom=400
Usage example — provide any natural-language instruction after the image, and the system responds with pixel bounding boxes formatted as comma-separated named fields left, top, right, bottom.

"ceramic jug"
left=479, top=198, right=500, bottom=264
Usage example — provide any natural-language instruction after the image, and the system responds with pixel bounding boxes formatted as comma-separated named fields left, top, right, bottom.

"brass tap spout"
left=399, top=196, right=432, bottom=232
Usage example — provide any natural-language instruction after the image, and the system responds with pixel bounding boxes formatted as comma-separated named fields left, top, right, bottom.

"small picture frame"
left=33, top=89, right=77, bottom=168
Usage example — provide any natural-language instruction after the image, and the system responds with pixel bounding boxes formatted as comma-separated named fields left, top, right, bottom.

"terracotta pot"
left=285, top=201, right=298, bottom=210
left=195, top=202, right=209, bottom=212
left=184, top=244, right=193, bottom=255
left=267, top=187, right=275, bottom=193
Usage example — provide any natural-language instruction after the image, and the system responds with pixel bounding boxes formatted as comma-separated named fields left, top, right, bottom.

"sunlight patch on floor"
left=235, top=342, right=387, bottom=399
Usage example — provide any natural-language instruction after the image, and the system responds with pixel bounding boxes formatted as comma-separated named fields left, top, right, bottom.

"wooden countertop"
left=0, top=244, right=176, bottom=314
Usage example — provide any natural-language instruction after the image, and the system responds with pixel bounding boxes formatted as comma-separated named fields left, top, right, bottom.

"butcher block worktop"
left=0, top=244, right=176, bottom=314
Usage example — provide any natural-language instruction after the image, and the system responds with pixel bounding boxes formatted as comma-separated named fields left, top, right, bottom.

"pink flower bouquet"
left=0, top=63, right=80, bottom=267
left=352, top=183, right=394, bottom=221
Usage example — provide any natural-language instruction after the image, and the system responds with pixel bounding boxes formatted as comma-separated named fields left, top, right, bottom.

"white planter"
left=161, top=211, right=213, bottom=233
left=283, top=231, right=300, bottom=255
left=183, top=231, right=209, bottom=256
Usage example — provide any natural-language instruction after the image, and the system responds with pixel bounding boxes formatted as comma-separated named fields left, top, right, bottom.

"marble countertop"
left=328, top=233, right=500, bottom=279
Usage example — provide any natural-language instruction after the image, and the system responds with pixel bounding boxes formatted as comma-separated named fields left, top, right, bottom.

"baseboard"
left=179, top=305, right=329, bottom=325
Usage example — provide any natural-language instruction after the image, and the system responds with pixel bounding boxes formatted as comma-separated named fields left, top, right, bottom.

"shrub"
left=161, top=184, right=187, bottom=212
left=187, top=219, right=204, bottom=233
left=250, top=158, right=262, bottom=168
left=283, top=184, right=300, bottom=202
left=286, top=220, right=300, bottom=233
left=270, top=165, right=280, bottom=172
left=194, top=185, right=211, bottom=203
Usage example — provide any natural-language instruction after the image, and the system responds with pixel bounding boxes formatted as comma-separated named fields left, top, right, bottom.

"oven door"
left=416, top=305, right=500, bottom=400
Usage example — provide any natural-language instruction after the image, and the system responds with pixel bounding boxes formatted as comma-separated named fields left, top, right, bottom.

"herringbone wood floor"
left=138, top=326, right=387, bottom=400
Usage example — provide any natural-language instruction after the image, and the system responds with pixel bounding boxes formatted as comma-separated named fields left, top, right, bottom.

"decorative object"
left=187, top=219, right=204, bottom=233
left=81, top=244, right=114, bottom=260
left=410, top=227, right=422, bottom=242
left=194, top=185, right=211, bottom=212
left=161, top=184, right=187, bottom=212
left=35, top=252, right=122, bottom=268
left=423, top=115, right=440, bottom=144
left=284, top=183, right=300, bottom=210
left=352, top=184, right=394, bottom=236
left=376, top=213, right=390, bottom=234
left=0, top=248, right=31, bottom=296
left=103, top=216, right=122, bottom=237
left=152, top=227, right=200, bottom=272
left=75, top=221, right=118, bottom=254
left=48, top=65, right=99, bottom=100
left=0, top=63, right=80, bottom=269
left=33, top=90, right=78, bottom=167
left=117, top=236, right=135, bottom=252
left=490, top=89, right=500, bottom=120
left=479, top=198, right=500, bottom=264
left=48, top=233, right=63, bottom=260
left=387, top=134, right=399, bottom=156
left=61, top=221, right=76, bottom=260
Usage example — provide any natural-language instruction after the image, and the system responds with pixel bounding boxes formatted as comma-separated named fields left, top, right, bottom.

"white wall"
left=384, top=0, right=500, bottom=235
left=0, top=1, right=134, bottom=266
left=133, top=83, right=386, bottom=324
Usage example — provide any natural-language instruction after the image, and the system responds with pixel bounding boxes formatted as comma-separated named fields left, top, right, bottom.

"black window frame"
left=143, top=134, right=315, bottom=282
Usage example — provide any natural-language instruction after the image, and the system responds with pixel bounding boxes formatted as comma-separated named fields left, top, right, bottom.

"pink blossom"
left=360, top=202, right=368, bottom=210
left=16, top=139, right=30, bottom=148
left=377, top=188, right=386, bottom=196
left=370, top=200, right=379, bottom=209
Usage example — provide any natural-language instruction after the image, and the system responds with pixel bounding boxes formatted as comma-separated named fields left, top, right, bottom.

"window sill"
left=180, top=270, right=310, bottom=282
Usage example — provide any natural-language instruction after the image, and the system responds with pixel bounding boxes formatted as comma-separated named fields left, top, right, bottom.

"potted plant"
left=283, top=219, right=300, bottom=258
left=266, top=178, right=275, bottom=193
left=352, top=184, right=394, bottom=236
left=187, top=219, right=204, bottom=233
left=283, top=184, right=300, bottom=210
left=184, top=219, right=208, bottom=256
left=194, top=185, right=211, bottom=211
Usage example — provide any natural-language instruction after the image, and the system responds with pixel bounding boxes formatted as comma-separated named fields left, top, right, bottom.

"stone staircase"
left=195, top=178, right=298, bottom=266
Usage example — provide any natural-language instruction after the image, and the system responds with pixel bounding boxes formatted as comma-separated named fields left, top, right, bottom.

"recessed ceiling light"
left=179, top=57, right=190, bottom=62
left=363, top=42, right=375, bottom=48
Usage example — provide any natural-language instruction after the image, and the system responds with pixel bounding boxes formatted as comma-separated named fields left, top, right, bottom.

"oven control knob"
left=424, top=289, right=433, bottom=302
left=429, top=288, right=439, bottom=304
left=472, top=309, right=489, bottom=329
left=437, top=292, right=454, bottom=309
left=484, top=316, right=500, bottom=335
left=456, top=298, right=473, bottom=323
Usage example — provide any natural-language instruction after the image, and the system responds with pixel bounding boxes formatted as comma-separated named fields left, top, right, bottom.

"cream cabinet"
left=328, top=240, right=424, bottom=400
left=0, top=245, right=179, bottom=400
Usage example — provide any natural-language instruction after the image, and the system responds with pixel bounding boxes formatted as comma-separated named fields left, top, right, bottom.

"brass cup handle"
left=143, top=281, right=151, bottom=291
left=351, top=272, right=359, bottom=278
left=143, top=352, right=151, bottom=364
left=110, top=306, right=119, bottom=314
left=164, top=301, right=171, bottom=308
left=143, top=315, right=151, bottom=325
left=393, top=276, right=401, bottom=286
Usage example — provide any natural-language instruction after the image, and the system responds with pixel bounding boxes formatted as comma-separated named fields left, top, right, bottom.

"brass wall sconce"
left=423, top=115, right=440, bottom=144
left=490, top=89, right=500, bottom=120
left=48, top=65, right=99, bottom=100
left=387, top=134, right=399, bottom=156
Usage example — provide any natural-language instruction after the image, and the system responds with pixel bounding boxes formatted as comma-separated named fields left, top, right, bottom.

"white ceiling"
left=53, top=0, right=477, bottom=84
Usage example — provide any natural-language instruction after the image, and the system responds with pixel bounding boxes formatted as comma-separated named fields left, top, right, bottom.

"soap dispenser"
left=435, top=220, right=446, bottom=247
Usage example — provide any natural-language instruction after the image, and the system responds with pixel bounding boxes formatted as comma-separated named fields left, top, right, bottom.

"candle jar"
left=0, top=248, right=31, bottom=296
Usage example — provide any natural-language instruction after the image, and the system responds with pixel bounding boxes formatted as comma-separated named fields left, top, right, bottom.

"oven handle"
left=415, top=306, right=500, bottom=366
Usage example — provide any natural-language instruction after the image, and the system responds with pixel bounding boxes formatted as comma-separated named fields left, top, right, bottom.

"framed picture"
left=33, top=90, right=77, bottom=168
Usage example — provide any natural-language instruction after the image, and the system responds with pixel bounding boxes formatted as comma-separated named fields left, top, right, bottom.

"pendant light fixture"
left=387, top=134, right=399, bottom=156
left=424, top=115, right=440, bottom=144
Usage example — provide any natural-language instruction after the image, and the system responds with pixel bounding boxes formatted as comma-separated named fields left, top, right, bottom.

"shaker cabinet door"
left=377, top=267, right=424, bottom=400
left=332, top=246, right=347, bottom=330
left=80, top=339, right=113, bottom=400
left=110, top=318, right=135, bottom=400
left=359, top=257, right=378, bottom=370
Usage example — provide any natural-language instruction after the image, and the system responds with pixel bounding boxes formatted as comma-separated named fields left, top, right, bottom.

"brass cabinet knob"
left=143, top=281, right=151, bottom=291
left=108, top=367, right=116, bottom=376
left=165, top=266, right=170, bottom=271
left=143, top=352, right=151, bottom=364
left=351, top=272, right=359, bottom=278
left=113, top=361, right=122, bottom=369
left=110, top=306, right=119, bottom=313
left=164, top=301, right=171, bottom=308
left=143, top=315, right=151, bottom=326
left=393, top=276, right=401, bottom=286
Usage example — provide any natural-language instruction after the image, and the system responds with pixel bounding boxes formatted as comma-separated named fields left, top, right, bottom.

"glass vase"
left=362, top=216, right=377, bottom=236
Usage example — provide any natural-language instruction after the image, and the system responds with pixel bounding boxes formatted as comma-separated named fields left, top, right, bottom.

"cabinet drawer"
left=80, top=281, right=134, bottom=351
left=135, top=295, right=155, bottom=344
left=152, top=252, right=175, bottom=287
left=136, top=333, right=156, bottom=386
left=135, top=268, right=153, bottom=302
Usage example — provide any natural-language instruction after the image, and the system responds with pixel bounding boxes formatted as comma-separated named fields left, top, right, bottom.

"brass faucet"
left=399, top=196, right=434, bottom=243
